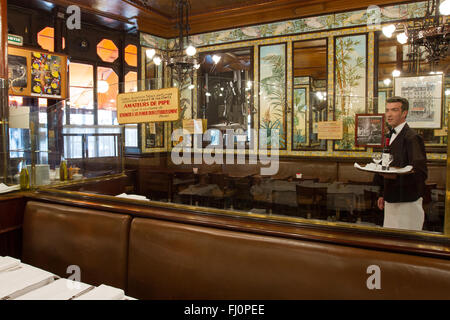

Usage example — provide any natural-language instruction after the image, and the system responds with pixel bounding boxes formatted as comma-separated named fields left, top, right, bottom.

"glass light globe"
left=153, top=56, right=162, bottom=65
left=392, top=70, right=401, bottom=77
left=396, top=32, right=408, bottom=44
left=146, top=49, right=156, bottom=59
left=383, top=78, right=391, bottom=86
left=97, top=80, right=109, bottom=94
left=440, top=0, right=450, bottom=15
left=382, top=24, right=396, bottom=38
left=186, top=45, right=196, bottom=56
left=212, top=54, right=221, bottom=64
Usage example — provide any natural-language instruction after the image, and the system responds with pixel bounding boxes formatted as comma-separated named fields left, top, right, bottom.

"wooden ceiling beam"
left=184, top=0, right=407, bottom=37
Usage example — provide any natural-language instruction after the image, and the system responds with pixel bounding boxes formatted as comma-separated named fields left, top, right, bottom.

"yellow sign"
left=434, top=128, right=448, bottom=137
left=317, top=120, right=343, bottom=140
left=117, top=88, right=179, bottom=124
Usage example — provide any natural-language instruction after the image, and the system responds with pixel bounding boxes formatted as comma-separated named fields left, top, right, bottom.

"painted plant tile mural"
left=334, top=10, right=369, bottom=29
left=259, top=44, right=286, bottom=149
left=334, top=34, right=367, bottom=151
left=141, top=33, right=168, bottom=50
left=141, top=2, right=429, bottom=49
left=292, top=87, right=307, bottom=149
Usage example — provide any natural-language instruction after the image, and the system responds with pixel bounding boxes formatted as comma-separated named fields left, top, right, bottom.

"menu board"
left=7, top=46, right=67, bottom=99
left=317, top=121, right=343, bottom=140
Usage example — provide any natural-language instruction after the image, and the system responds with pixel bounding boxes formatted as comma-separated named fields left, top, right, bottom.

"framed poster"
left=8, top=46, right=30, bottom=96
left=7, top=46, right=67, bottom=99
left=30, top=51, right=63, bottom=98
left=355, top=114, right=385, bottom=147
left=394, top=74, right=443, bottom=128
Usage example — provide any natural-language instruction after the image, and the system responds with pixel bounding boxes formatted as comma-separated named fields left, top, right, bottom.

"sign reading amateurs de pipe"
left=116, top=87, right=180, bottom=124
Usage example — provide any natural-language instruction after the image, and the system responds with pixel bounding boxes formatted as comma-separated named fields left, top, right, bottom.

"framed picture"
left=30, top=51, right=64, bottom=98
left=394, top=74, right=443, bottom=128
left=355, top=114, right=385, bottom=147
left=7, top=45, right=67, bottom=99
left=8, top=46, right=30, bottom=96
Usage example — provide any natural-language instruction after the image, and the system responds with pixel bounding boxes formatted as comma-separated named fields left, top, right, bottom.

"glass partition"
left=4, top=90, right=124, bottom=188
left=2, top=76, right=448, bottom=237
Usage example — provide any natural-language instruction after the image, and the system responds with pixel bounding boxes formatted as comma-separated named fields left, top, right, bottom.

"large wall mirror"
left=376, top=32, right=449, bottom=151
left=197, top=47, right=254, bottom=147
left=292, top=38, right=327, bottom=150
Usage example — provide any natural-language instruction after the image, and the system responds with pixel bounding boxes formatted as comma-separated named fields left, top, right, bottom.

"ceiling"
left=8, top=0, right=409, bottom=38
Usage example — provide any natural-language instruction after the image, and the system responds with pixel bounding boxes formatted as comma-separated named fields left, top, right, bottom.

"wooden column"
left=0, top=0, right=7, bottom=80
left=0, top=0, right=8, bottom=182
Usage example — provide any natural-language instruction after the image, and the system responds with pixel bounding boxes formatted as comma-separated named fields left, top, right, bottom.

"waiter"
left=374, top=96, right=427, bottom=230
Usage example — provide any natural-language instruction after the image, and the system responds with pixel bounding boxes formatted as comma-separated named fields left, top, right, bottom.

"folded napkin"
left=0, top=183, right=20, bottom=194
left=0, top=263, right=56, bottom=299
left=74, top=284, right=124, bottom=300
left=115, top=193, right=150, bottom=201
left=0, top=256, right=21, bottom=272
left=15, top=278, right=92, bottom=300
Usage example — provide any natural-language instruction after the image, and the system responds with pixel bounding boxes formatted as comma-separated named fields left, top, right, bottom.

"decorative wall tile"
left=140, top=2, right=428, bottom=49
left=334, top=34, right=367, bottom=151
left=259, top=43, right=287, bottom=149
left=139, top=2, right=446, bottom=160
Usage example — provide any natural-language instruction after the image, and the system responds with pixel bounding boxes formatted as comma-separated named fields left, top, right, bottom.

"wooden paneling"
left=29, top=0, right=409, bottom=37
left=0, top=0, right=7, bottom=79
left=58, top=172, right=136, bottom=196
left=0, top=194, right=26, bottom=258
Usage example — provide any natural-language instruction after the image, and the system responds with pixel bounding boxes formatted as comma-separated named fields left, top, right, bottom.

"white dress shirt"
left=389, top=121, right=407, bottom=145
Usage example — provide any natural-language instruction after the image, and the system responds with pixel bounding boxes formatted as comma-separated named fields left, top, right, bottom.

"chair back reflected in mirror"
left=354, top=189, right=378, bottom=224
left=296, top=185, right=318, bottom=218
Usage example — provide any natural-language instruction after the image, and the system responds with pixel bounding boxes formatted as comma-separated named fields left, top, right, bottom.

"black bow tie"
left=388, top=128, right=396, bottom=138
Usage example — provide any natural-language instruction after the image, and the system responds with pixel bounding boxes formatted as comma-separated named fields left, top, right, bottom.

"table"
left=178, top=183, right=236, bottom=209
left=0, top=256, right=136, bottom=300
left=250, top=180, right=379, bottom=220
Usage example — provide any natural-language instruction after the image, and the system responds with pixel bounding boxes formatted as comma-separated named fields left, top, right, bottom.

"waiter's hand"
left=377, top=197, right=384, bottom=210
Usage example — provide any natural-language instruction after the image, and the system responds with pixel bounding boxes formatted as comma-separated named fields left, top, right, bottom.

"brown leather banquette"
left=21, top=200, right=450, bottom=299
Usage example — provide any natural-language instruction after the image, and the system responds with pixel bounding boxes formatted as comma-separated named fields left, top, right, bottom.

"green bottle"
left=19, top=161, right=30, bottom=190
left=60, top=157, right=68, bottom=181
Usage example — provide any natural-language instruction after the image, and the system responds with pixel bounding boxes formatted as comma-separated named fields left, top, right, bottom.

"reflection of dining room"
left=141, top=161, right=383, bottom=225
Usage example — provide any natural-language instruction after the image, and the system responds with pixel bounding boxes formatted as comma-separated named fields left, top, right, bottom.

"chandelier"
left=382, top=0, right=450, bottom=70
left=145, top=0, right=220, bottom=84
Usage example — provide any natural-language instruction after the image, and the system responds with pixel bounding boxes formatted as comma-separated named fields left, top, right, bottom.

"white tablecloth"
left=0, top=256, right=136, bottom=300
